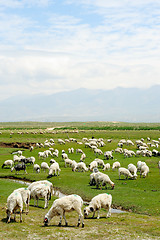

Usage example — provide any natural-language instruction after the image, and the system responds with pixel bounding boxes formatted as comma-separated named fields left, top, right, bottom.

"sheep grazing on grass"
left=94, top=158, right=105, bottom=168
left=2, top=160, right=13, bottom=168
left=103, top=163, right=110, bottom=171
left=44, top=194, right=84, bottom=227
left=48, top=162, right=61, bottom=177
left=28, top=180, right=53, bottom=198
left=84, top=193, right=112, bottom=219
left=137, top=161, right=146, bottom=171
left=13, top=188, right=30, bottom=214
left=30, top=183, right=51, bottom=209
left=41, top=162, right=49, bottom=172
left=158, top=161, right=160, bottom=174
left=71, top=160, right=78, bottom=172
left=140, top=164, right=149, bottom=178
left=128, top=163, right=138, bottom=179
left=75, top=162, right=88, bottom=172
left=6, top=191, right=23, bottom=223
left=104, top=150, right=114, bottom=160
left=112, top=161, right=121, bottom=171
left=118, top=167, right=134, bottom=180
left=80, top=153, right=86, bottom=162
left=11, top=162, right=27, bottom=174
left=33, top=164, right=40, bottom=173
left=95, top=172, right=115, bottom=190
left=89, top=160, right=98, bottom=172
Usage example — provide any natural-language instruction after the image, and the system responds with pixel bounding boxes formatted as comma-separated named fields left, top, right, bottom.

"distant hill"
left=0, top=86, right=160, bottom=122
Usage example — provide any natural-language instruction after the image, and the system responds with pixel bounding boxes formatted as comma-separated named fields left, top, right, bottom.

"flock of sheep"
left=2, top=135, right=160, bottom=226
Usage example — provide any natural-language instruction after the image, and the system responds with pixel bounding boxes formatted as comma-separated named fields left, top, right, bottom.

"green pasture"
left=0, top=122, right=160, bottom=239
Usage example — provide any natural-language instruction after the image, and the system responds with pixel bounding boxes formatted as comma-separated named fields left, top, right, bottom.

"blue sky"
left=0, top=0, right=160, bottom=100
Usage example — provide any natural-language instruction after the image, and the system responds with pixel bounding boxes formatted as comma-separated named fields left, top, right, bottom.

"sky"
left=0, top=0, right=160, bottom=101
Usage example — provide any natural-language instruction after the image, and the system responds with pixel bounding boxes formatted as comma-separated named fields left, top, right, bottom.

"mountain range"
left=0, top=86, right=159, bottom=122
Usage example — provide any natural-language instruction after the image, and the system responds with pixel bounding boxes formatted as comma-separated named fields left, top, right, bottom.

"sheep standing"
left=33, top=164, right=40, bottom=173
left=128, top=164, right=138, bottom=179
left=44, top=194, right=84, bottom=227
left=140, top=164, right=149, bottom=178
left=118, top=167, right=134, bottom=180
left=30, top=183, right=51, bottom=208
left=158, top=161, right=160, bottom=174
left=2, top=160, right=13, bottom=168
left=95, top=172, right=115, bottom=190
left=75, top=162, right=88, bottom=172
left=41, top=162, right=49, bottom=172
left=11, top=162, right=27, bottom=174
left=28, top=180, right=54, bottom=198
left=6, top=191, right=23, bottom=223
left=103, top=163, right=110, bottom=171
left=13, top=188, right=30, bottom=214
left=89, top=160, right=98, bottom=172
left=48, top=162, right=61, bottom=177
left=84, top=193, right=112, bottom=219
left=112, top=161, right=121, bottom=171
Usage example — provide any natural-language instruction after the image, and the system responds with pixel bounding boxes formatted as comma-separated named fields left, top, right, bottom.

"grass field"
left=0, top=122, right=160, bottom=239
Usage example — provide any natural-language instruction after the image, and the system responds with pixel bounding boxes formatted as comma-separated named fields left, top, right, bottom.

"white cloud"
left=0, top=0, right=160, bottom=101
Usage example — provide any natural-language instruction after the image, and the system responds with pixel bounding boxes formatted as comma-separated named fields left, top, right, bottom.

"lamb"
left=33, top=164, right=40, bottom=173
left=126, top=140, right=134, bottom=146
left=11, top=162, right=27, bottom=174
left=75, top=162, right=88, bottom=172
left=137, top=161, right=146, bottom=171
left=89, top=160, right=98, bottom=171
left=140, top=164, right=149, bottom=178
left=58, top=139, right=65, bottom=144
left=128, top=164, right=138, bottom=179
left=38, top=151, right=47, bottom=159
left=103, top=163, right=110, bottom=171
left=71, top=160, right=78, bottom=172
left=84, top=193, right=112, bottom=219
left=112, top=161, right=121, bottom=171
left=95, top=172, right=115, bottom=189
left=48, top=162, right=61, bottom=177
left=80, top=153, right=86, bottom=162
left=41, top=162, right=49, bottom=172
left=13, top=188, right=30, bottom=214
left=2, top=160, right=13, bottom=168
left=118, top=167, right=134, bottom=180
left=30, top=183, right=51, bottom=208
left=44, top=194, right=84, bottom=227
left=6, top=191, right=23, bottom=223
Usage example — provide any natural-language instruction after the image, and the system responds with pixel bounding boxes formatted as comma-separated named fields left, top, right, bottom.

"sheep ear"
left=90, top=207, right=94, bottom=212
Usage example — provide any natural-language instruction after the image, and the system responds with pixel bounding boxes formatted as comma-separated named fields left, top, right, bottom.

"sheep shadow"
left=41, top=224, right=77, bottom=228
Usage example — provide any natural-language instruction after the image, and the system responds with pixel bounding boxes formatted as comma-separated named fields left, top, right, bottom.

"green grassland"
left=0, top=122, right=160, bottom=239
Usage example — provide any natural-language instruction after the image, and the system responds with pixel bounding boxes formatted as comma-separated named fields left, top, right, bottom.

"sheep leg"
left=106, top=206, right=111, bottom=218
left=63, top=213, right=68, bottom=226
left=76, top=209, right=84, bottom=228
left=20, top=210, right=22, bottom=222
left=97, top=210, right=100, bottom=219
left=58, top=215, right=63, bottom=226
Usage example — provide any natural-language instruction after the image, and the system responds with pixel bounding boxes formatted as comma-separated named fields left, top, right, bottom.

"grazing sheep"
left=61, top=153, right=68, bottom=160
left=44, top=194, right=84, bottom=227
left=95, top=172, right=115, bottom=190
left=21, top=156, right=35, bottom=165
left=64, top=158, right=73, bottom=168
left=103, top=163, right=110, bottom=171
left=13, top=188, right=30, bottom=214
left=126, top=140, right=134, bottom=146
left=128, top=163, right=138, bottom=179
left=38, top=151, right=47, bottom=159
left=41, top=162, right=49, bottom=172
left=158, top=161, right=160, bottom=174
left=11, top=162, right=27, bottom=174
left=94, top=148, right=103, bottom=155
left=140, top=164, right=149, bottom=178
left=118, top=167, right=134, bottom=180
left=28, top=180, right=53, bottom=198
left=104, top=150, right=114, bottom=160
left=115, top=148, right=123, bottom=154
left=48, top=162, right=61, bottom=177
left=75, top=162, right=88, bottom=172
left=6, top=191, right=23, bottom=223
left=2, top=160, right=13, bottom=168
left=30, top=183, right=51, bottom=208
left=33, top=164, right=40, bottom=173
left=80, top=153, right=86, bottom=162
left=112, top=161, right=121, bottom=171
left=50, top=159, right=56, bottom=165
left=94, top=158, right=105, bottom=168
left=71, top=160, right=78, bottom=172
left=89, top=160, right=98, bottom=172
left=137, top=161, right=146, bottom=171
left=84, top=193, right=112, bottom=219
left=58, top=139, right=65, bottom=144
left=76, top=149, right=84, bottom=154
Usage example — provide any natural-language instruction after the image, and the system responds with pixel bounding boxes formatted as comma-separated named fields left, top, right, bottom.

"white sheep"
left=48, top=162, right=61, bottom=176
left=94, top=158, right=105, bottom=168
left=33, top=164, right=40, bottom=173
left=38, top=151, right=47, bottom=159
left=103, top=163, right=110, bottom=171
left=30, top=183, right=51, bottom=208
left=95, top=172, right=115, bottom=189
left=128, top=163, right=138, bottom=179
left=58, top=139, right=65, bottom=144
left=112, top=161, right=121, bottom=171
left=44, top=194, right=84, bottom=227
left=80, top=153, right=86, bottom=161
left=64, top=158, right=73, bottom=168
left=28, top=180, right=53, bottom=197
left=84, top=193, right=112, bottom=219
left=137, top=161, right=146, bottom=171
left=94, top=148, right=103, bottom=155
left=118, top=167, right=134, bottom=180
left=75, top=162, right=88, bottom=172
left=89, top=160, right=98, bottom=171
left=6, top=191, right=23, bottom=223
left=140, top=164, right=149, bottom=178
left=13, top=188, right=30, bottom=214
left=104, top=150, right=114, bottom=160
left=158, top=161, right=160, bottom=174
left=76, top=148, right=84, bottom=154
left=71, top=160, right=78, bottom=172
left=2, top=160, right=14, bottom=168
left=41, top=162, right=49, bottom=172
left=61, top=153, right=68, bottom=160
